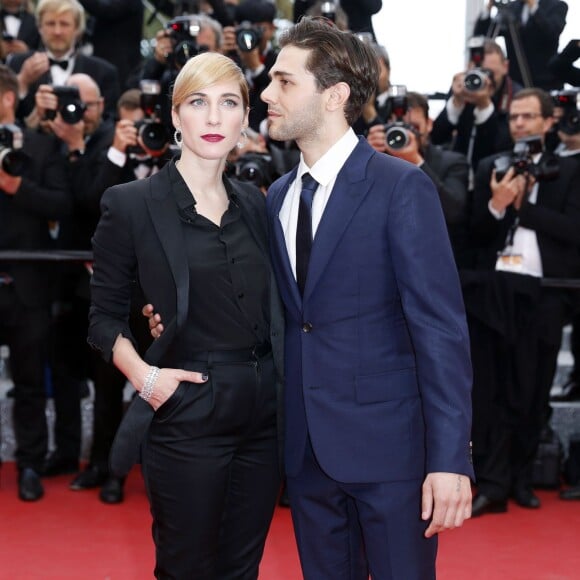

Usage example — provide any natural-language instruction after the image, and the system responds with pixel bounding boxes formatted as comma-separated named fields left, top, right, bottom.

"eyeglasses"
left=508, top=112, right=543, bottom=122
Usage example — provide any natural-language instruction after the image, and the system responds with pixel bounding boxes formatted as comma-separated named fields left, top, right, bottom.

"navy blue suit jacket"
left=267, top=138, right=474, bottom=483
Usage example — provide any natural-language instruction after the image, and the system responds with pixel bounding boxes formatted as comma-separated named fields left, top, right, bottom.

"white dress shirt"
left=279, top=128, right=359, bottom=280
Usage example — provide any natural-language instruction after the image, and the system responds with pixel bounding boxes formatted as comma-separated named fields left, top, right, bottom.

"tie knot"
left=300, top=172, right=318, bottom=207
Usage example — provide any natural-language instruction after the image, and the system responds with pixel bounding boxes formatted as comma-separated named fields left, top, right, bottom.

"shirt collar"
left=296, top=128, right=359, bottom=187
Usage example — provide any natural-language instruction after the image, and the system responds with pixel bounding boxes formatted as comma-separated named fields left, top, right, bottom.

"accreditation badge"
left=495, top=252, right=524, bottom=273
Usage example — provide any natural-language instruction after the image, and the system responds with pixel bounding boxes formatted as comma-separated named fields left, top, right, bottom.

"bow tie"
left=130, top=155, right=160, bottom=168
left=0, top=10, right=20, bottom=19
left=49, top=58, right=69, bottom=70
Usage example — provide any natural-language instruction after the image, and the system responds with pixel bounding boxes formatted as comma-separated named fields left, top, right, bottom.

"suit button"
left=302, top=322, right=313, bottom=333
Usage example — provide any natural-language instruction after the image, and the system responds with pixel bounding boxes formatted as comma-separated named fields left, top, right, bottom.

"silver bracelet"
left=139, top=366, right=160, bottom=403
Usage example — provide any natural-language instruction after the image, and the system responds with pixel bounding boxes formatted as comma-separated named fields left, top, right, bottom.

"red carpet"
left=1, top=462, right=579, bottom=579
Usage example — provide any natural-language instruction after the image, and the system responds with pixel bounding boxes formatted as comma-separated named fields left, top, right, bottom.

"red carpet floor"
left=1, top=462, right=579, bottom=579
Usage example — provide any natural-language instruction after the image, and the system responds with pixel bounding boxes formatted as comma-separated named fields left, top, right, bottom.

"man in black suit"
left=431, top=39, right=521, bottom=177
left=222, top=0, right=278, bottom=132
left=0, top=63, right=71, bottom=501
left=0, top=0, right=40, bottom=58
left=78, top=0, right=143, bottom=90
left=466, top=87, right=580, bottom=516
left=474, top=0, right=568, bottom=91
left=366, top=91, right=470, bottom=266
left=7, top=0, right=119, bottom=121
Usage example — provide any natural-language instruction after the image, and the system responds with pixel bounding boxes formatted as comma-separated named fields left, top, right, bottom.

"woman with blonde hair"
left=88, top=51, right=284, bottom=579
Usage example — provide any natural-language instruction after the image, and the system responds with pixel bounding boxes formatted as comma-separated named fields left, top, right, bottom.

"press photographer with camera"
left=549, top=39, right=580, bottom=88
left=7, top=0, right=120, bottom=122
left=432, top=38, right=522, bottom=178
left=474, top=0, right=568, bottom=92
left=0, top=63, right=72, bottom=502
left=465, top=87, right=580, bottom=517
left=221, top=0, right=278, bottom=132
left=367, top=90, right=470, bottom=265
left=0, top=0, right=40, bottom=59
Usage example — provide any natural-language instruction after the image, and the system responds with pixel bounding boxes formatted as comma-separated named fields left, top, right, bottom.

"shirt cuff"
left=108, top=146, right=126, bottom=167
left=488, top=199, right=506, bottom=220
left=446, top=98, right=464, bottom=125
left=474, top=102, right=494, bottom=125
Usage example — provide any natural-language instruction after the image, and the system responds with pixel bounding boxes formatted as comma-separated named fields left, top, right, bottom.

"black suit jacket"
left=474, top=0, right=568, bottom=91
left=87, top=163, right=285, bottom=476
left=79, top=0, right=144, bottom=89
left=1, top=10, right=40, bottom=51
left=0, top=128, right=71, bottom=307
left=471, top=152, right=580, bottom=279
left=8, top=51, right=121, bottom=121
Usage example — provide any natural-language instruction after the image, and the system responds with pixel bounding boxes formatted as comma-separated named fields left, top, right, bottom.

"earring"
left=236, top=130, right=247, bottom=149
left=174, top=129, right=182, bottom=148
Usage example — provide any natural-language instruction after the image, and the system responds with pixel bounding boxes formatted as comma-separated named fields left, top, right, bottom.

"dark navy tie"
left=296, top=172, right=318, bottom=296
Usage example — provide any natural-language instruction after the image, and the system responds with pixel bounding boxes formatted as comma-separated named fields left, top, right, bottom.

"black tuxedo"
left=79, top=0, right=144, bottom=89
left=0, top=128, right=71, bottom=472
left=549, top=39, right=580, bottom=88
left=464, top=152, right=580, bottom=500
left=0, top=9, right=39, bottom=51
left=8, top=51, right=120, bottom=121
left=474, top=0, right=568, bottom=91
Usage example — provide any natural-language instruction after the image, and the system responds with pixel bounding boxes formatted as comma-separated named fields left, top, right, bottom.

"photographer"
left=431, top=39, right=521, bottom=177
left=465, top=87, right=580, bottom=517
left=0, top=63, right=71, bottom=502
left=222, top=0, right=278, bottom=132
left=7, top=0, right=120, bottom=122
left=0, top=0, right=40, bottom=58
left=367, top=91, right=470, bottom=266
left=549, top=39, right=580, bottom=88
left=474, top=0, right=568, bottom=91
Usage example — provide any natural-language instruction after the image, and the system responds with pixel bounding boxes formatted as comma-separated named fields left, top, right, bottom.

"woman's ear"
left=171, top=106, right=180, bottom=132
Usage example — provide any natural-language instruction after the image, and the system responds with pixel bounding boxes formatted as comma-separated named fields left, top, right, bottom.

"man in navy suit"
left=260, top=17, right=474, bottom=579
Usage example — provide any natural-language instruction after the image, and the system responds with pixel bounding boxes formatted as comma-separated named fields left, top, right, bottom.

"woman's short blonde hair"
left=172, top=52, right=250, bottom=112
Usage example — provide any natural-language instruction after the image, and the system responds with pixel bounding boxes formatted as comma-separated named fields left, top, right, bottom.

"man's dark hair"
left=0, top=64, right=19, bottom=101
left=406, top=91, right=429, bottom=120
left=117, top=88, right=141, bottom=113
left=484, top=39, right=507, bottom=61
left=512, top=87, right=554, bottom=118
left=279, top=17, right=379, bottom=125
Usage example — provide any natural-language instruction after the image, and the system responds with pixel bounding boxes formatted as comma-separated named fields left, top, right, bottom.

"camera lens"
left=236, top=28, right=260, bottom=52
left=60, top=102, right=86, bottom=124
left=464, top=70, right=486, bottom=92
left=139, top=121, right=169, bottom=153
left=0, top=148, right=28, bottom=176
left=385, top=126, right=410, bottom=150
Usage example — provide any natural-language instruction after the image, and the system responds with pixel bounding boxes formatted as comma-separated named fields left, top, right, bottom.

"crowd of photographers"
left=1, top=0, right=580, bottom=519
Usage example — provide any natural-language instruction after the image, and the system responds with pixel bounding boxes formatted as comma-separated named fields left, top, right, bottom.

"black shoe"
left=18, top=468, right=44, bottom=501
left=559, top=484, right=580, bottom=500
left=69, top=465, right=108, bottom=490
left=42, top=452, right=79, bottom=477
left=511, top=486, right=541, bottom=509
left=471, top=494, right=508, bottom=517
left=99, top=476, right=125, bottom=504
left=551, top=378, right=580, bottom=401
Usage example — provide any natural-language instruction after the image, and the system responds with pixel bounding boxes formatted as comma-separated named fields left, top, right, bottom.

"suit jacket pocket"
left=154, top=381, right=187, bottom=423
left=355, top=368, right=419, bottom=404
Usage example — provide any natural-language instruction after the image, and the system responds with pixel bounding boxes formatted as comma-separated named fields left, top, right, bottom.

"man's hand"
left=112, top=119, right=138, bottom=154
left=422, top=472, right=472, bottom=538
left=221, top=26, right=238, bottom=54
left=0, top=168, right=22, bottom=195
left=1, top=38, right=29, bottom=55
left=464, top=74, right=494, bottom=110
left=51, top=115, right=85, bottom=152
left=34, top=84, right=58, bottom=121
left=451, top=72, right=467, bottom=109
left=490, top=167, right=526, bottom=213
left=17, top=52, right=50, bottom=94
left=143, top=303, right=164, bottom=339
left=367, top=124, right=387, bottom=153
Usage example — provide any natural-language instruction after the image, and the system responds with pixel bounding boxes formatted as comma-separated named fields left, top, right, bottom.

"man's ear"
left=326, top=81, right=351, bottom=112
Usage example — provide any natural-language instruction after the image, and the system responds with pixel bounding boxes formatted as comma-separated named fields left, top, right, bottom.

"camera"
left=132, top=80, right=170, bottom=156
left=235, top=21, right=263, bottom=52
left=1, top=31, right=14, bottom=42
left=493, top=135, right=559, bottom=182
left=383, top=85, right=416, bottom=150
left=166, top=15, right=204, bottom=69
left=0, top=124, right=29, bottom=176
left=44, top=86, right=86, bottom=124
left=320, top=1, right=337, bottom=22
left=228, top=152, right=277, bottom=189
left=551, top=89, right=580, bottom=135
left=464, top=36, right=493, bottom=93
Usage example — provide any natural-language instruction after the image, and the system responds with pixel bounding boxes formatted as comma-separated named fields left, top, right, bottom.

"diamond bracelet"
left=139, top=366, right=160, bottom=402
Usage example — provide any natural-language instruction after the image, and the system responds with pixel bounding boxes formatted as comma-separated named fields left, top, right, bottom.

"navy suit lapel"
left=304, top=139, right=374, bottom=300
left=269, top=168, right=303, bottom=313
